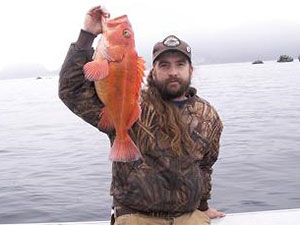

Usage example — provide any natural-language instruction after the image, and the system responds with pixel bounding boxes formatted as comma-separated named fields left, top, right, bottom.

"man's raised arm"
left=58, top=6, right=110, bottom=129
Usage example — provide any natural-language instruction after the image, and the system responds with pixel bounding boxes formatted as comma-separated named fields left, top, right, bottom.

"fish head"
left=103, top=15, right=135, bottom=50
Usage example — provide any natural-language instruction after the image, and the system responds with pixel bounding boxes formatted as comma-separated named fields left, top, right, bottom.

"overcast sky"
left=0, top=0, right=300, bottom=71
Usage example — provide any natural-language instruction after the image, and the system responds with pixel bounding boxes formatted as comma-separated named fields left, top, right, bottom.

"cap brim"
left=152, top=48, right=191, bottom=64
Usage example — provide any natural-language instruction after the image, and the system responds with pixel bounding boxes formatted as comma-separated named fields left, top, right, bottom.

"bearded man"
left=59, top=6, right=225, bottom=225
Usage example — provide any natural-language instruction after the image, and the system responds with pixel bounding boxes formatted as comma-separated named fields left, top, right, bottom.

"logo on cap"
left=186, top=46, right=191, bottom=53
left=163, top=36, right=180, bottom=47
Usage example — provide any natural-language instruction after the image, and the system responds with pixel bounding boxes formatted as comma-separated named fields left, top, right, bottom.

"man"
left=59, top=6, right=225, bottom=225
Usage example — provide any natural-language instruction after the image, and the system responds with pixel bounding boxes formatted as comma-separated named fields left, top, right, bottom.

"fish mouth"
left=106, top=15, right=129, bottom=27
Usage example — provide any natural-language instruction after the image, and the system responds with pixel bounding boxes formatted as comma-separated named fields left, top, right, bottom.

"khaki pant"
left=115, top=209, right=210, bottom=225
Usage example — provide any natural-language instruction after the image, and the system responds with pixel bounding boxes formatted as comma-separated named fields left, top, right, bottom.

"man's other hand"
left=204, top=207, right=226, bottom=219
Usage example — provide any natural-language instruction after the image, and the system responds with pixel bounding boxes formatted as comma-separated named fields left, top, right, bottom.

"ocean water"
left=0, top=60, right=300, bottom=223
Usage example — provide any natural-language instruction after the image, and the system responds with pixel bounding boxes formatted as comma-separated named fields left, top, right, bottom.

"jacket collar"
left=185, top=87, right=197, bottom=98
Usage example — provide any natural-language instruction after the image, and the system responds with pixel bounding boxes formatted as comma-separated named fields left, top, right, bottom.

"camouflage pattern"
left=59, top=43, right=223, bottom=216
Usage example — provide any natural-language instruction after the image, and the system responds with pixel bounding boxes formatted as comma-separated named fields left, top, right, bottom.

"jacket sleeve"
left=58, top=30, right=104, bottom=129
left=198, top=109, right=223, bottom=211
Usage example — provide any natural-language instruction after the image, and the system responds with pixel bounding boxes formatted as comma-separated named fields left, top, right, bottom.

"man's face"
left=152, top=51, right=193, bottom=100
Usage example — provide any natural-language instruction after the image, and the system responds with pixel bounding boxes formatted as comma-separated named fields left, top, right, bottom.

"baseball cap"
left=152, top=35, right=192, bottom=64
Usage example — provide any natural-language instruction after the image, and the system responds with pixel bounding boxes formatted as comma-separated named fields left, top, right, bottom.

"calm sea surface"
left=0, top=61, right=300, bottom=223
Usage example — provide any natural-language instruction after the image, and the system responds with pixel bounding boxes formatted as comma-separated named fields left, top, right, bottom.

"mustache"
left=166, top=77, right=182, bottom=84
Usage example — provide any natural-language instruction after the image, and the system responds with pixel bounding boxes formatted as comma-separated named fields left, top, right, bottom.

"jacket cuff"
left=198, top=200, right=209, bottom=211
left=76, top=29, right=97, bottom=49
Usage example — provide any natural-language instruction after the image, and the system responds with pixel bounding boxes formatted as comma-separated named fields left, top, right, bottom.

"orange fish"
left=83, top=15, right=145, bottom=162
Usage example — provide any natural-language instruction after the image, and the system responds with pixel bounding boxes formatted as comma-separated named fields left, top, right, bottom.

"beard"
left=153, top=75, right=191, bottom=100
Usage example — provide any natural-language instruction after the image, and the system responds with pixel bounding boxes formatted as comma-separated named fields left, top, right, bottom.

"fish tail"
left=109, top=133, right=142, bottom=162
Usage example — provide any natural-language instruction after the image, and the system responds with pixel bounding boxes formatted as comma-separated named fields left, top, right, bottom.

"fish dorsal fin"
left=136, top=57, right=146, bottom=82
left=131, top=56, right=146, bottom=99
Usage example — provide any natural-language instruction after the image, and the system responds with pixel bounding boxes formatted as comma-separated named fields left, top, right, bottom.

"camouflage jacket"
left=59, top=30, right=223, bottom=216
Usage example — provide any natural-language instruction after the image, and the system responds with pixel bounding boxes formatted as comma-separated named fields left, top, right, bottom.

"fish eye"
left=122, top=29, right=131, bottom=38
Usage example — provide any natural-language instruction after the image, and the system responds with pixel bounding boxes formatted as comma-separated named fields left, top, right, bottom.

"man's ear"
left=189, top=65, right=194, bottom=77
left=151, top=68, right=156, bottom=80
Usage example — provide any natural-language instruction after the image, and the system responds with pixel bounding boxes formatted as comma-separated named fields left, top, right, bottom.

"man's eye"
left=160, top=63, right=168, bottom=67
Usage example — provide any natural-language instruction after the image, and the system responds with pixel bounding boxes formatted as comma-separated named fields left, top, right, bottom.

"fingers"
left=204, top=208, right=226, bottom=219
left=100, top=6, right=110, bottom=18
left=219, top=212, right=226, bottom=218
left=89, top=5, right=101, bottom=12
left=87, top=5, right=110, bottom=19
left=213, top=210, right=226, bottom=218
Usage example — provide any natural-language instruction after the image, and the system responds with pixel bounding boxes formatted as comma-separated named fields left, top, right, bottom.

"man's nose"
left=168, top=65, right=179, bottom=77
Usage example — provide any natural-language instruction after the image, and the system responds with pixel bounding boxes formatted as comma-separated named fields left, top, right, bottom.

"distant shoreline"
left=1, top=59, right=299, bottom=80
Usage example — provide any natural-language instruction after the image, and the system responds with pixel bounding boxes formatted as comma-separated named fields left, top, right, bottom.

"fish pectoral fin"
left=83, top=60, right=109, bottom=81
left=98, top=107, right=114, bottom=132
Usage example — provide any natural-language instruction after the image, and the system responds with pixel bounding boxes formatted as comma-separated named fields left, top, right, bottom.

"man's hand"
left=203, top=207, right=226, bottom=219
left=83, top=6, right=110, bottom=36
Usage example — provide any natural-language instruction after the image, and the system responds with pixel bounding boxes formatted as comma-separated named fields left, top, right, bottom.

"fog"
left=1, top=0, right=300, bottom=79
